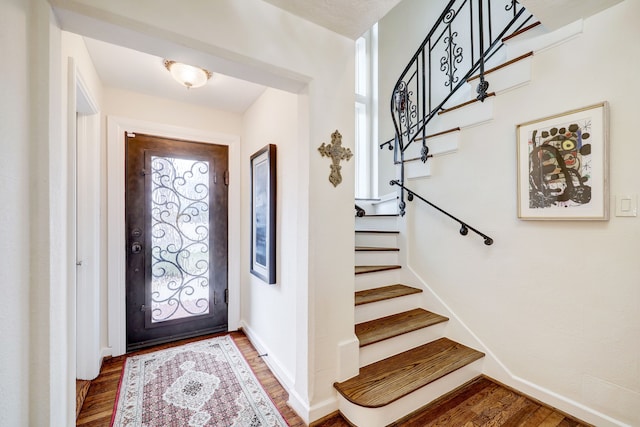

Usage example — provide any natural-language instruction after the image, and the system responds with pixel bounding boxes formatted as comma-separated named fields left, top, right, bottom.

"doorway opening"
left=125, top=133, right=229, bottom=350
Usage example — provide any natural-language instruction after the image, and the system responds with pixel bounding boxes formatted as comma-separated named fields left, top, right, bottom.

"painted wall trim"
left=239, top=321, right=312, bottom=422
left=71, top=58, right=103, bottom=381
left=107, top=116, right=241, bottom=356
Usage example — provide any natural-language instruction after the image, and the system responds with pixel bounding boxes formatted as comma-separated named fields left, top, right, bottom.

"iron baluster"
left=476, top=0, right=490, bottom=101
left=383, top=0, right=533, bottom=217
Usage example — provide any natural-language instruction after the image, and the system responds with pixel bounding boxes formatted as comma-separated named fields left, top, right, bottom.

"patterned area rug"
left=112, top=335, right=288, bottom=426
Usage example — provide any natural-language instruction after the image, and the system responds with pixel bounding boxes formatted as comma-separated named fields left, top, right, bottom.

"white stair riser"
left=355, top=269, right=403, bottom=291
left=437, top=96, right=494, bottom=131
left=355, top=250, right=399, bottom=266
left=405, top=160, right=432, bottom=180
left=359, top=323, right=447, bottom=367
left=469, top=56, right=532, bottom=96
left=370, top=196, right=399, bottom=215
left=337, top=359, right=484, bottom=427
left=355, top=232, right=398, bottom=248
left=505, top=19, right=582, bottom=59
left=355, top=293, right=422, bottom=323
left=355, top=215, right=398, bottom=230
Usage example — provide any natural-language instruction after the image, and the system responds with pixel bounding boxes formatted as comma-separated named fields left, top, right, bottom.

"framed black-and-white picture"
left=250, top=144, right=276, bottom=284
left=516, top=102, right=609, bottom=220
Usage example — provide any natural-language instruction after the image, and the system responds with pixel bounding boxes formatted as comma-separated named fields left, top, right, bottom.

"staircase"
left=334, top=212, right=485, bottom=426
left=334, top=2, right=590, bottom=425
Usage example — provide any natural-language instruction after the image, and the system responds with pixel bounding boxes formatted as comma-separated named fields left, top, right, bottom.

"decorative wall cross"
left=318, top=130, right=352, bottom=187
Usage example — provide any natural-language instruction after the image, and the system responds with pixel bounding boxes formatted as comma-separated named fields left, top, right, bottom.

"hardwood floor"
left=77, top=332, right=590, bottom=427
left=388, top=376, right=593, bottom=427
left=76, top=331, right=310, bottom=427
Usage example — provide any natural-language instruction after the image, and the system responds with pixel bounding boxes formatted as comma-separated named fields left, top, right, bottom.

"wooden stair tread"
left=356, top=308, right=449, bottom=347
left=502, top=21, right=542, bottom=42
left=467, top=51, right=534, bottom=82
left=355, top=284, right=422, bottom=306
left=355, top=246, right=399, bottom=252
left=438, top=92, right=496, bottom=115
left=334, top=338, right=484, bottom=408
left=355, top=230, right=399, bottom=234
left=355, top=265, right=401, bottom=275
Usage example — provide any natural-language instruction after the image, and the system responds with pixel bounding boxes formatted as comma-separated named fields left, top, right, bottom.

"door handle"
left=131, top=242, right=142, bottom=254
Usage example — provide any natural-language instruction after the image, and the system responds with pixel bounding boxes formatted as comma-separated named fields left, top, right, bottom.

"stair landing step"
left=334, top=338, right=484, bottom=408
left=355, top=284, right=422, bottom=306
left=355, top=246, right=399, bottom=252
left=355, top=265, right=401, bottom=275
left=356, top=308, right=449, bottom=347
left=355, top=230, right=399, bottom=234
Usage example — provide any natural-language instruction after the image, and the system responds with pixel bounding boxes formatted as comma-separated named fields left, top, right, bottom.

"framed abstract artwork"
left=516, top=102, right=609, bottom=220
left=250, top=144, right=277, bottom=283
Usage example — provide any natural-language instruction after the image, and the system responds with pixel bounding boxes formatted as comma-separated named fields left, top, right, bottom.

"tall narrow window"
left=355, top=24, right=378, bottom=199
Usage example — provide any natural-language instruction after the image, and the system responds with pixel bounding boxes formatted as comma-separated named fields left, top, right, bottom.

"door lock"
left=131, top=242, right=143, bottom=254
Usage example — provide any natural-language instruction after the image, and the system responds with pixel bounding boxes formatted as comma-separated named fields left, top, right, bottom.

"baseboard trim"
left=239, top=322, right=308, bottom=417
left=75, top=379, right=91, bottom=419
left=403, top=264, right=630, bottom=427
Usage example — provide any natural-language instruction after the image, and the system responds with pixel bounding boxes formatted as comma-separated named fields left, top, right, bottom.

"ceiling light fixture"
left=164, top=60, right=212, bottom=89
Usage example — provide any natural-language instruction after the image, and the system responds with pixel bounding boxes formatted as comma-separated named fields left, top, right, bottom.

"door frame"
left=70, top=58, right=103, bottom=382
left=107, top=116, right=241, bottom=356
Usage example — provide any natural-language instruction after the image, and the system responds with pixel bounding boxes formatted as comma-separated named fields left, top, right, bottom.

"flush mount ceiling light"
left=164, top=60, right=212, bottom=89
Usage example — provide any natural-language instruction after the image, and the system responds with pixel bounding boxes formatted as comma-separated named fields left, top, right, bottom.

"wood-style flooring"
left=77, top=331, right=590, bottom=427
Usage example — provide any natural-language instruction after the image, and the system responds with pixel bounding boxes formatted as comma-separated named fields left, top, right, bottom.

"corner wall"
left=379, top=1, right=640, bottom=425
left=240, top=87, right=301, bottom=401
left=0, top=0, right=33, bottom=424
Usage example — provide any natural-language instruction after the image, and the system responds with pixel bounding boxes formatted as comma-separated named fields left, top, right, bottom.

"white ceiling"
left=520, top=0, right=624, bottom=30
left=260, top=0, right=403, bottom=39
left=83, top=0, right=623, bottom=113
left=83, top=0, right=398, bottom=114
left=84, top=37, right=268, bottom=114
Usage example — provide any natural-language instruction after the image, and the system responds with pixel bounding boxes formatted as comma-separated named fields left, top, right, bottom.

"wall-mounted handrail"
left=390, top=180, right=494, bottom=245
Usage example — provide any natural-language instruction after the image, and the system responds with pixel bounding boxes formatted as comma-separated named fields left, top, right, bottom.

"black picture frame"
left=250, top=144, right=277, bottom=284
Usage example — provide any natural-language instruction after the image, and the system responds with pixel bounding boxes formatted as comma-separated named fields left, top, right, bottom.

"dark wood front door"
left=125, top=133, right=228, bottom=351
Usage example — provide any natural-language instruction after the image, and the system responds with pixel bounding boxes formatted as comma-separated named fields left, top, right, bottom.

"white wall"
left=1, top=0, right=70, bottom=424
left=381, top=1, right=639, bottom=425
left=240, top=87, right=301, bottom=398
left=103, top=88, right=243, bottom=136
left=0, top=0, right=32, bottom=425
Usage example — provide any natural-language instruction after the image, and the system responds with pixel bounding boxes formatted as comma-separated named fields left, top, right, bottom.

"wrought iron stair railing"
left=383, top=0, right=533, bottom=226
left=390, top=180, right=493, bottom=245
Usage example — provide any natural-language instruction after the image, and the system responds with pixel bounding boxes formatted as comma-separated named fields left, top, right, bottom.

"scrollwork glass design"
left=150, top=156, right=210, bottom=323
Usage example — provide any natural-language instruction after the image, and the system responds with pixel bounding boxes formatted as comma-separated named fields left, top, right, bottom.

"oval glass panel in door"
left=150, top=156, right=210, bottom=323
